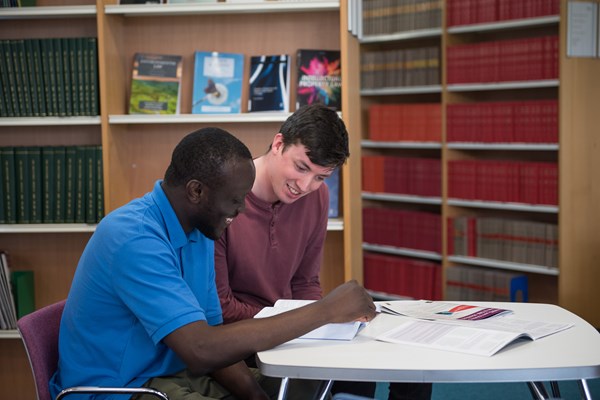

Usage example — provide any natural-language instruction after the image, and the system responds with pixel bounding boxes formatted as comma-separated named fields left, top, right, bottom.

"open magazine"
left=254, top=299, right=365, bottom=341
left=379, top=300, right=513, bottom=321
left=376, top=301, right=573, bottom=357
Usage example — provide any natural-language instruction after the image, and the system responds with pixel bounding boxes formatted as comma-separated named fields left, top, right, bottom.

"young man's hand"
left=318, top=280, right=377, bottom=324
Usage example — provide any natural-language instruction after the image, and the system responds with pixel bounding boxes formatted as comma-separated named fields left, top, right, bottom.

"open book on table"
left=376, top=301, right=573, bottom=357
left=254, top=299, right=365, bottom=341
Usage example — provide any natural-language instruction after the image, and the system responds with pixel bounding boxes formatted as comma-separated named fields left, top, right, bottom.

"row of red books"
left=447, top=0, right=559, bottom=27
left=368, top=103, right=442, bottom=142
left=362, top=156, right=441, bottom=197
left=364, top=252, right=442, bottom=300
left=447, top=36, right=558, bottom=84
left=363, top=207, right=442, bottom=253
left=446, top=265, right=529, bottom=302
left=447, top=216, right=558, bottom=268
left=448, top=160, right=558, bottom=205
left=447, top=100, right=558, bottom=143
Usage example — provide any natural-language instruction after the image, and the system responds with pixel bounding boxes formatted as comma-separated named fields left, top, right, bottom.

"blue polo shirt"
left=49, top=180, right=223, bottom=399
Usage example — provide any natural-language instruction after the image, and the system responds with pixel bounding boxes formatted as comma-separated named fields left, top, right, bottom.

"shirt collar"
left=151, top=180, right=200, bottom=249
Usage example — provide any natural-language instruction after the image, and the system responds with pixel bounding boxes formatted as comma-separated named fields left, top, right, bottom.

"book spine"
left=42, top=146, right=56, bottom=223
left=53, top=146, right=66, bottom=223
left=69, top=38, right=80, bottom=116
left=76, top=38, right=86, bottom=116
left=53, top=38, right=66, bottom=117
left=11, top=270, right=35, bottom=319
left=64, top=146, right=76, bottom=223
left=0, top=40, right=15, bottom=117
left=61, top=38, right=72, bottom=116
left=42, top=38, right=58, bottom=116
left=81, top=37, right=91, bottom=115
left=31, top=39, right=47, bottom=117
left=87, top=37, right=99, bottom=116
left=14, top=39, right=33, bottom=116
left=74, top=146, right=87, bottom=223
left=95, top=145, right=104, bottom=222
left=28, top=146, right=42, bottom=224
left=24, top=39, right=40, bottom=117
left=4, top=40, right=21, bottom=116
left=85, top=145, right=97, bottom=224
left=14, top=147, right=31, bottom=223
left=1, top=147, right=17, bottom=224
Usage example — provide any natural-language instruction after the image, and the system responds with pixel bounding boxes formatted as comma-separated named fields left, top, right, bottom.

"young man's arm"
left=214, top=234, right=264, bottom=322
left=163, top=280, right=376, bottom=376
left=291, top=184, right=329, bottom=300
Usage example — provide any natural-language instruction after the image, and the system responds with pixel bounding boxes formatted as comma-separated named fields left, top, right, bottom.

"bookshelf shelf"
left=447, top=15, right=560, bottom=34
left=0, top=224, right=96, bottom=234
left=359, top=27, right=442, bottom=43
left=0, top=330, right=19, bottom=339
left=361, top=85, right=442, bottom=96
left=326, top=218, right=343, bottom=231
left=105, top=1, right=339, bottom=16
left=447, top=255, right=559, bottom=276
left=0, top=5, right=96, bottom=19
left=362, top=243, right=442, bottom=261
left=108, top=113, right=291, bottom=125
left=447, top=80, right=560, bottom=92
left=447, top=199, right=559, bottom=213
left=0, top=117, right=101, bottom=126
left=361, top=140, right=442, bottom=149
left=362, top=192, right=442, bottom=205
left=447, top=143, right=559, bottom=151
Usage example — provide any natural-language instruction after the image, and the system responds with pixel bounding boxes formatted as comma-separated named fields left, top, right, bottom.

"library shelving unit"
left=0, top=1, right=100, bottom=397
left=344, top=0, right=600, bottom=327
left=0, top=1, right=359, bottom=398
left=350, top=1, right=445, bottom=301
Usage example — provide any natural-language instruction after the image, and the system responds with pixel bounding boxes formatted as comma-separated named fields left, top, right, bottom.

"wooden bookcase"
left=0, top=1, right=360, bottom=398
left=344, top=0, right=600, bottom=327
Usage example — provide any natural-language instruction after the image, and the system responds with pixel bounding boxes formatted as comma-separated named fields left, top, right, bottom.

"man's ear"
left=271, top=133, right=285, bottom=154
left=185, top=180, right=204, bottom=203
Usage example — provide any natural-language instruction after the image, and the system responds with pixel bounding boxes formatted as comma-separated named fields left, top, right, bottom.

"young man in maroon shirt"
left=215, top=104, right=431, bottom=400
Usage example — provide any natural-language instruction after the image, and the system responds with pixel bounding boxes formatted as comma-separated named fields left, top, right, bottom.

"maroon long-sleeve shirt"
left=215, top=184, right=329, bottom=324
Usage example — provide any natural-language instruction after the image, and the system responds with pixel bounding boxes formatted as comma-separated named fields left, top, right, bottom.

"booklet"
left=379, top=300, right=513, bottom=321
left=376, top=301, right=573, bottom=357
left=254, top=299, right=365, bottom=341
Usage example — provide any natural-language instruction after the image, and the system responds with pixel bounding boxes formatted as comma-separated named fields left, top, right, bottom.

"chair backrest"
left=17, top=300, right=66, bottom=400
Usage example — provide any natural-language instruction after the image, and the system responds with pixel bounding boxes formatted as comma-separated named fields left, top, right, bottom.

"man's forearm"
left=210, top=361, right=269, bottom=400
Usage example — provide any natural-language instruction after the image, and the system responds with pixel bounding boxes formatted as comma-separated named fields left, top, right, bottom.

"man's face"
left=195, top=158, right=255, bottom=240
left=269, top=135, right=334, bottom=204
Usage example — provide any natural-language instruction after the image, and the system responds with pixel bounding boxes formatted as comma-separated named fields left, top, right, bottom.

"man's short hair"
left=164, top=127, right=252, bottom=187
left=278, top=103, right=350, bottom=168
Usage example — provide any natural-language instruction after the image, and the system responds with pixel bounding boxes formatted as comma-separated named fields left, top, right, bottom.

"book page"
left=254, top=299, right=364, bottom=341
left=376, top=319, right=524, bottom=357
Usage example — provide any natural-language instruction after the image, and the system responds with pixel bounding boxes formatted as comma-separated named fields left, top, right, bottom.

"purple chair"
left=17, top=300, right=168, bottom=400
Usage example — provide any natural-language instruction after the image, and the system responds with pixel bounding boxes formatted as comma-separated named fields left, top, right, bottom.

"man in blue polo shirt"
left=49, top=127, right=376, bottom=400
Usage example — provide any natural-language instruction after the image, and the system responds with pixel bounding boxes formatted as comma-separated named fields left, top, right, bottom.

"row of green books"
left=0, top=37, right=99, bottom=118
left=0, top=145, right=104, bottom=225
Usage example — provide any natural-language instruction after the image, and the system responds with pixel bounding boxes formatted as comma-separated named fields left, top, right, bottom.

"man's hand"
left=318, top=280, right=376, bottom=324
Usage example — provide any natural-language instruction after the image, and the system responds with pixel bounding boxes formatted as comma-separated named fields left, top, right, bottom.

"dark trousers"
left=388, top=382, right=433, bottom=400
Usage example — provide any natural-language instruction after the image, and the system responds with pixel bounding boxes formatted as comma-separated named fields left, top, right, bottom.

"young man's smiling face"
left=267, top=134, right=334, bottom=204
